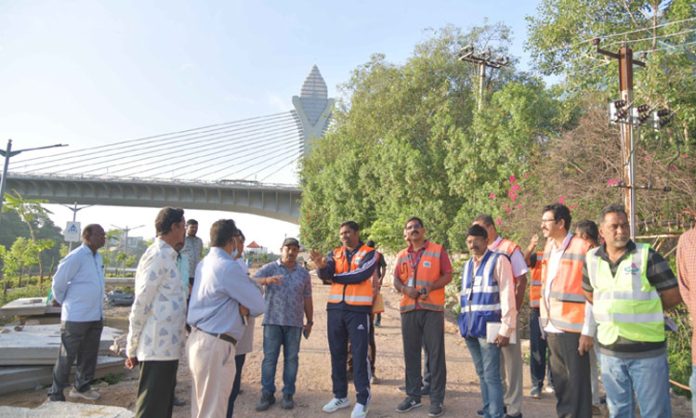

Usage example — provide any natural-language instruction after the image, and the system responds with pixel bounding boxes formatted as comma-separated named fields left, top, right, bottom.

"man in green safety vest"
left=582, top=204, right=682, bottom=418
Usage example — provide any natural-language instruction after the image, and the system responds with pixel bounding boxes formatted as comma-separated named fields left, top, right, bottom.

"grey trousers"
left=547, top=333, right=592, bottom=418
left=401, top=310, right=446, bottom=405
left=500, top=321, right=523, bottom=416
left=48, top=320, right=103, bottom=400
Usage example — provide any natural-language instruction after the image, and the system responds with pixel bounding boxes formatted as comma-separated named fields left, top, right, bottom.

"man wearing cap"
left=255, top=238, right=313, bottom=412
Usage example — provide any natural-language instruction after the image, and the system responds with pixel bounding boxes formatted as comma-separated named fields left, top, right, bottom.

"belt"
left=196, top=327, right=237, bottom=345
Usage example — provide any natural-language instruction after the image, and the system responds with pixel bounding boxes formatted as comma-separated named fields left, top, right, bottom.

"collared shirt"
left=543, top=233, right=595, bottom=336
left=256, top=260, right=311, bottom=328
left=181, top=235, right=204, bottom=278
left=582, top=240, right=678, bottom=356
left=177, top=253, right=189, bottom=289
left=51, top=244, right=105, bottom=322
left=471, top=250, right=517, bottom=337
left=489, top=236, right=528, bottom=279
left=391, top=241, right=454, bottom=283
left=188, top=247, right=265, bottom=341
left=677, top=227, right=696, bottom=364
left=126, top=238, right=187, bottom=360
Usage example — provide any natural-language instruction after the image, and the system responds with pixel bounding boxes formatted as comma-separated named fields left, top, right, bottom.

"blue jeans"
left=600, top=352, right=671, bottom=418
left=690, top=365, right=696, bottom=418
left=465, top=337, right=504, bottom=418
left=261, top=325, right=302, bottom=396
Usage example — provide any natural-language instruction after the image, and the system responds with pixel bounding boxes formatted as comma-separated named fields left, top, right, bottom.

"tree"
left=526, top=0, right=696, bottom=146
left=299, top=24, right=562, bottom=252
left=1, top=191, right=60, bottom=282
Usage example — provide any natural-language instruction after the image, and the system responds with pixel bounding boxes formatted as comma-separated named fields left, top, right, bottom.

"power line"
left=603, top=27, right=696, bottom=49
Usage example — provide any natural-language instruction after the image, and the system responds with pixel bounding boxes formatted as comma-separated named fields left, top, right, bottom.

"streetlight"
left=0, top=139, right=67, bottom=212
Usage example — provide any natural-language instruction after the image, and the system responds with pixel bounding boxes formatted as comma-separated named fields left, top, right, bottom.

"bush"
left=667, top=305, right=693, bottom=398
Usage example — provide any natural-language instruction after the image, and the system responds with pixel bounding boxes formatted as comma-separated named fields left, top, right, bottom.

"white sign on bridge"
left=64, top=221, right=81, bottom=242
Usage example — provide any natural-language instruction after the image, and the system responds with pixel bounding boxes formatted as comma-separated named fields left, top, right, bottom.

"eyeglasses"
left=541, top=218, right=556, bottom=223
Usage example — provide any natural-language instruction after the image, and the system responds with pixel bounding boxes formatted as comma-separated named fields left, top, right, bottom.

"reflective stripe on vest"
left=328, top=244, right=375, bottom=307
left=458, top=250, right=502, bottom=338
left=540, top=236, right=591, bottom=333
left=396, top=241, right=445, bottom=312
left=529, top=251, right=543, bottom=308
left=586, top=244, right=665, bottom=345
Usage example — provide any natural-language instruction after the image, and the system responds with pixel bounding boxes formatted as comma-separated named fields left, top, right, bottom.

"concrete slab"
left=0, top=356, right=125, bottom=396
left=0, top=325, right=123, bottom=365
left=0, top=298, right=61, bottom=317
left=0, top=401, right=133, bottom=417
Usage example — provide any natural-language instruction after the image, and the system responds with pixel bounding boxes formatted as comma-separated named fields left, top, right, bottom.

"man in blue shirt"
left=255, top=237, right=313, bottom=412
left=187, top=219, right=265, bottom=418
left=48, top=224, right=106, bottom=402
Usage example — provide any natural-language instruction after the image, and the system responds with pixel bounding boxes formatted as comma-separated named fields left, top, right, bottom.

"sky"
left=0, top=0, right=542, bottom=249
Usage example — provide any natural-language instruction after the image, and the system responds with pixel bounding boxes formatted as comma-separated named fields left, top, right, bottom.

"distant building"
left=246, top=241, right=267, bottom=254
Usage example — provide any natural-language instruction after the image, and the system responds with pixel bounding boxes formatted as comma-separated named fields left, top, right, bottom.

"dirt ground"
left=0, top=281, right=691, bottom=417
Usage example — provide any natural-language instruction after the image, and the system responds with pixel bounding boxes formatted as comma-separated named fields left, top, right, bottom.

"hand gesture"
left=309, top=249, right=326, bottom=269
left=528, top=233, right=539, bottom=249
left=239, top=305, right=250, bottom=317
left=260, top=275, right=283, bottom=286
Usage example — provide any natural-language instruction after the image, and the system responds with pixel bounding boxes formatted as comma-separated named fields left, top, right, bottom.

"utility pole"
left=457, top=46, right=509, bottom=111
left=595, top=39, right=645, bottom=239
left=0, top=139, right=67, bottom=213
left=111, top=224, right=144, bottom=256
left=61, top=202, right=94, bottom=251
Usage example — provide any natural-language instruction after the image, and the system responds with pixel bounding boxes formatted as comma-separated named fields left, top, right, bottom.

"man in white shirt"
left=125, top=207, right=187, bottom=418
left=48, top=224, right=106, bottom=402
left=539, top=203, right=593, bottom=418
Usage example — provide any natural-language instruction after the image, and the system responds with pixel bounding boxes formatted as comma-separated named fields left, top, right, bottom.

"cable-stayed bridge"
left=6, top=66, right=334, bottom=223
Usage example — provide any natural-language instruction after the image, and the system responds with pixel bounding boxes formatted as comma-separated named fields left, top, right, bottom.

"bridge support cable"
left=189, top=132, right=302, bottom=181
left=95, top=121, right=301, bottom=178
left=152, top=128, right=302, bottom=180
left=243, top=146, right=303, bottom=182
left=13, top=112, right=298, bottom=175
left=12, top=111, right=293, bottom=166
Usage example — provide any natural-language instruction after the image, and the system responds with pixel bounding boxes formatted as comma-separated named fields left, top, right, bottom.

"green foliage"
left=526, top=0, right=696, bottom=146
left=300, top=24, right=558, bottom=252
left=667, top=305, right=693, bottom=397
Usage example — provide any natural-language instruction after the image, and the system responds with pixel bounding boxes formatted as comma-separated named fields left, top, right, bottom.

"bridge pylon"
left=292, top=65, right=334, bottom=155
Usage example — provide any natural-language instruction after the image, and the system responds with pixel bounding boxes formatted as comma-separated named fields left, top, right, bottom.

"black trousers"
left=48, top=320, right=103, bottom=400
left=547, top=333, right=592, bottom=418
left=347, top=313, right=377, bottom=375
left=135, top=360, right=179, bottom=418
left=226, top=354, right=246, bottom=418
left=327, top=309, right=371, bottom=405
left=401, top=310, right=446, bottom=404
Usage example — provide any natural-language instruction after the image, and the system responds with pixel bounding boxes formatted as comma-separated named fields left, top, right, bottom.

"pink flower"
left=558, top=195, right=566, bottom=204
left=488, top=192, right=497, bottom=200
left=508, top=190, right=518, bottom=202
left=509, top=175, right=517, bottom=184
left=516, top=203, right=522, bottom=209
left=504, top=205, right=512, bottom=215
left=607, top=178, right=621, bottom=186
left=510, top=183, right=521, bottom=192
left=495, top=217, right=503, bottom=226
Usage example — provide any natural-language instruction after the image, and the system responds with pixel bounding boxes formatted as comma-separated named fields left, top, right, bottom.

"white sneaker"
left=68, top=387, right=100, bottom=400
left=544, top=385, right=555, bottom=394
left=351, top=402, right=368, bottom=418
left=323, top=397, right=351, bottom=413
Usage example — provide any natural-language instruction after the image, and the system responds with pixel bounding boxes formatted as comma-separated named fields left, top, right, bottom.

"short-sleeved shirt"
left=677, top=227, right=696, bottom=364
left=255, top=260, right=312, bottom=328
left=181, top=235, right=204, bottom=278
left=582, top=240, right=678, bottom=357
